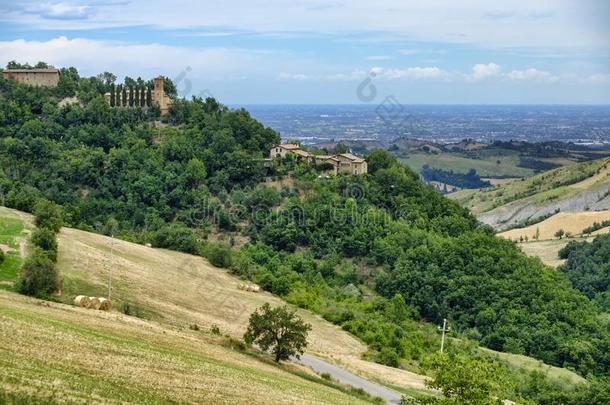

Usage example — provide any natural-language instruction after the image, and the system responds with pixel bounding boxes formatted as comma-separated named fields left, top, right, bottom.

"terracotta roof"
left=338, top=153, right=365, bottom=163
left=4, top=68, right=59, bottom=74
left=293, top=149, right=311, bottom=157
left=278, top=144, right=301, bottom=150
left=316, top=155, right=339, bottom=163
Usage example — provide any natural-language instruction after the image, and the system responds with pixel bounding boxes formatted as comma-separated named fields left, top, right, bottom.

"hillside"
left=2, top=69, right=608, bottom=403
left=2, top=207, right=592, bottom=403
left=0, top=207, right=426, bottom=400
left=55, top=222, right=426, bottom=392
left=450, top=157, right=610, bottom=230
left=498, top=211, right=610, bottom=241
left=0, top=290, right=379, bottom=404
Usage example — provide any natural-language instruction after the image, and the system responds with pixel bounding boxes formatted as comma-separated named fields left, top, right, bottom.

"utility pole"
left=438, top=318, right=450, bottom=353
left=108, top=235, right=114, bottom=300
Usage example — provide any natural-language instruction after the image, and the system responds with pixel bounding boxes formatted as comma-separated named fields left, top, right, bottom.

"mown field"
left=0, top=290, right=373, bottom=405
left=0, top=207, right=587, bottom=402
left=499, top=211, right=610, bottom=241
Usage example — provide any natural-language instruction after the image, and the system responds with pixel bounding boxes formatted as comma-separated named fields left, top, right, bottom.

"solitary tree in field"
left=244, top=303, right=311, bottom=363
left=555, top=229, right=565, bottom=240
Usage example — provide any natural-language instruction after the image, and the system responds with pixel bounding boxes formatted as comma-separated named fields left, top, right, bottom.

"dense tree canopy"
left=1, top=65, right=609, bottom=399
left=559, top=234, right=610, bottom=311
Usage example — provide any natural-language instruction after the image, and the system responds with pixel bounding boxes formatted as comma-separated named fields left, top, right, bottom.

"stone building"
left=270, top=144, right=368, bottom=175
left=269, top=144, right=312, bottom=162
left=2, top=68, right=60, bottom=87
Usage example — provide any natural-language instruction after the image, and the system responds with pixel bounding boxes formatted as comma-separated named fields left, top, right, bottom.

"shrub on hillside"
left=17, top=247, right=59, bottom=297
left=33, top=199, right=63, bottom=232
left=151, top=224, right=198, bottom=254
left=31, top=228, right=58, bottom=262
left=202, top=242, right=233, bottom=268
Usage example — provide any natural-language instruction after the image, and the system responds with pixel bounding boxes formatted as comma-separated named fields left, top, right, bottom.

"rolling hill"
left=0, top=207, right=427, bottom=403
left=1, top=206, right=590, bottom=403
left=450, top=157, right=610, bottom=231
left=0, top=291, right=373, bottom=405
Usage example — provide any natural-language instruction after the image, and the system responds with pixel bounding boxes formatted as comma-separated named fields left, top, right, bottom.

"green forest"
left=1, top=65, right=609, bottom=403
left=559, top=234, right=610, bottom=311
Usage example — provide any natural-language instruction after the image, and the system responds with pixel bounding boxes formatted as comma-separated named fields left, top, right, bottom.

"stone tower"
left=153, top=76, right=169, bottom=115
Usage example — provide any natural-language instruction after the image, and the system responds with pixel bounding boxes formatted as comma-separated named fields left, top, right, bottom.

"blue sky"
left=1, top=0, right=609, bottom=104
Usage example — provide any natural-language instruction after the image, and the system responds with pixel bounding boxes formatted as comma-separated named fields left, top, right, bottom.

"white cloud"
left=369, top=67, right=385, bottom=75
left=366, top=55, right=394, bottom=61
left=278, top=72, right=308, bottom=80
left=507, top=68, right=558, bottom=82
left=0, top=36, right=321, bottom=89
left=370, top=66, right=451, bottom=80
left=380, top=67, right=451, bottom=80
left=25, top=2, right=95, bottom=20
left=471, top=63, right=501, bottom=80
left=324, top=70, right=368, bottom=81
left=3, top=0, right=608, bottom=51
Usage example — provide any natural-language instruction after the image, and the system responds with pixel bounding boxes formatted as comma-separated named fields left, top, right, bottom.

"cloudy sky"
left=1, top=0, right=609, bottom=104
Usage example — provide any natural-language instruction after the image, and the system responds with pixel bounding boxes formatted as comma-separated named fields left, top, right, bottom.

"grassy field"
left=0, top=208, right=29, bottom=290
left=0, top=290, right=374, bottom=404
left=479, top=347, right=586, bottom=387
left=0, top=207, right=587, bottom=402
left=499, top=211, right=610, bottom=241
left=399, top=151, right=534, bottom=178
left=451, top=157, right=610, bottom=215
left=53, top=219, right=428, bottom=392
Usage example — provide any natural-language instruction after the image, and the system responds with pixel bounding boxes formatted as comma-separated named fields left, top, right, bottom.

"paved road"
left=296, top=354, right=403, bottom=404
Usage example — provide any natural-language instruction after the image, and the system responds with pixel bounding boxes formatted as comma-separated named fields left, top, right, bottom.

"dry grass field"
left=55, top=221, right=427, bottom=392
left=498, top=211, right=610, bottom=241
left=451, top=157, right=610, bottom=216
left=0, top=290, right=372, bottom=404
left=516, top=239, right=570, bottom=268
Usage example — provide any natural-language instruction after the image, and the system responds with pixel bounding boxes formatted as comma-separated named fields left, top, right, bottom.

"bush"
left=0, top=249, right=4, bottom=265
left=151, top=224, right=198, bottom=254
left=210, top=324, right=221, bottom=335
left=33, top=199, right=63, bottom=233
left=202, top=242, right=232, bottom=268
left=30, top=228, right=58, bottom=262
left=17, top=248, right=59, bottom=297
left=378, top=347, right=400, bottom=367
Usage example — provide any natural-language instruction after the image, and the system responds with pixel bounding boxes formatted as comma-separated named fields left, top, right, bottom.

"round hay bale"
left=88, top=296, right=101, bottom=310
left=74, top=295, right=90, bottom=308
left=238, top=283, right=246, bottom=290
left=98, top=298, right=112, bottom=311
left=251, top=285, right=260, bottom=293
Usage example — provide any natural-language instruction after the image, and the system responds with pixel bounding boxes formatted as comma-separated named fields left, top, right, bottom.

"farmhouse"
left=269, top=144, right=312, bottom=162
left=335, top=153, right=368, bottom=175
left=270, top=144, right=368, bottom=174
left=2, top=68, right=60, bottom=87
